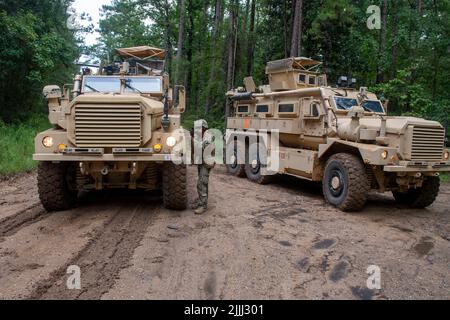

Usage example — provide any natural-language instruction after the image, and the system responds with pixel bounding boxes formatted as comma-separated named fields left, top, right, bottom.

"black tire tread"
left=37, top=162, right=77, bottom=212
left=227, top=164, right=246, bottom=178
left=245, top=164, right=273, bottom=185
left=393, top=176, right=440, bottom=208
left=323, top=153, right=370, bottom=212
left=162, top=163, right=188, bottom=210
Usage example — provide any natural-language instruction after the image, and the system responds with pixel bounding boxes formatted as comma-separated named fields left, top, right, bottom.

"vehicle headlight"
left=381, top=150, right=388, bottom=160
left=166, top=136, right=177, bottom=148
left=444, top=150, right=449, bottom=160
left=42, top=136, right=54, bottom=148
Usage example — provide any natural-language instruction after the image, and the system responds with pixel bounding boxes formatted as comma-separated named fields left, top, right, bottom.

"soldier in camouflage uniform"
left=193, top=120, right=215, bottom=215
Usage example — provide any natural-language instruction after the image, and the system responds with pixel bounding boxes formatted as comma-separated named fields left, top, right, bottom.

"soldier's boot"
left=191, top=199, right=200, bottom=209
left=194, top=207, right=207, bottom=215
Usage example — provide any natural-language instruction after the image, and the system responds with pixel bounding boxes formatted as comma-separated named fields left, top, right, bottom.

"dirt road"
left=0, top=167, right=449, bottom=300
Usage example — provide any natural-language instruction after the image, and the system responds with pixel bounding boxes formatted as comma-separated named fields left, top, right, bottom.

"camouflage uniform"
left=193, top=120, right=215, bottom=213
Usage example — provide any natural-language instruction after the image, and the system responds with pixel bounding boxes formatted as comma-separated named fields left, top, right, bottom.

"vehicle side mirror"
left=174, top=85, right=186, bottom=114
left=43, top=85, right=62, bottom=125
left=43, top=85, right=62, bottom=99
left=383, top=99, right=389, bottom=114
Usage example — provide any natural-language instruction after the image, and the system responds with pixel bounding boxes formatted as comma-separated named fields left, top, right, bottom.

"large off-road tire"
left=37, top=162, right=78, bottom=212
left=162, top=162, right=187, bottom=210
left=322, top=153, right=370, bottom=212
left=245, top=153, right=273, bottom=185
left=226, top=143, right=246, bottom=178
left=393, top=176, right=440, bottom=209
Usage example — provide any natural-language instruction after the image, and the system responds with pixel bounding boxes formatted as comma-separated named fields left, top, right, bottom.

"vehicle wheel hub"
left=329, top=169, right=345, bottom=197
left=230, top=155, right=237, bottom=168
left=331, top=176, right=341, bottom=189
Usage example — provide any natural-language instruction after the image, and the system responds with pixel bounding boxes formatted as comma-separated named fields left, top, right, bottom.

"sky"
left=72, top=0, right=112, bottom=46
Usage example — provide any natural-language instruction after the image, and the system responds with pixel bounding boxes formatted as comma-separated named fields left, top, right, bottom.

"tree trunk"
left=226, top=0, right=239, bottom=91
left=409, top=0, right=424, bottom=86
left=246, top=0, right=256, bottom=75
left=389, top=2, right=399, bottom=80
left=163, top=0, right=172, bottom=75
left=290, top=0, right=303, bottom=57
left=376, top=0, right=388, bottom=83
left=284, top=0, right=289, bottom=58
left=205, top=0, right=224, bottom=112
left=186, top=0, right=194, bottom=109
left=175, top=0, right=186, bottom=85
left=225, top=0, right=239, bottom=118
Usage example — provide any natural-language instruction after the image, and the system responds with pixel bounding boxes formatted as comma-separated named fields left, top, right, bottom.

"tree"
left=175, top=0, right=186, bottom=85
left=0, top=0, right=80, bottom=122
left=290, top=0, right=303, bottom=57
left=246, top=0, right=256, bottom=75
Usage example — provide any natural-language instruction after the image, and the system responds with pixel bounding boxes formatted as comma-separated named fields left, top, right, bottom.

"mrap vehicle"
left=226, top=57, right=450, bottom=211
left=34, top=46, right=187, bottom=211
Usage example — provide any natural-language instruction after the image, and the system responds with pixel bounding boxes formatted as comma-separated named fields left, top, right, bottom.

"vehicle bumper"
left=384, top=161, right=450, bottom=172
left=33, top=150, right=177, bottom=162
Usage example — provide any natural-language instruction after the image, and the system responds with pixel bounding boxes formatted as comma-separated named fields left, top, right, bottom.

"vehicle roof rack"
left=116, top=46, right=166, bottom=60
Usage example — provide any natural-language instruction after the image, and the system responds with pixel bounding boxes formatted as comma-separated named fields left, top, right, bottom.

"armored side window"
left=311, top=103, right=320, bottom=117
left=318, top=76, right=325, bottom=86
left=256, top=105, right=269, bottom=113
left=299, top=74, right=306, bottom=83
left=237, top=105, right=249, bottom=113
left=308, top=76, right=316, bottom=85
left=278, top=104, right=295, bottom=113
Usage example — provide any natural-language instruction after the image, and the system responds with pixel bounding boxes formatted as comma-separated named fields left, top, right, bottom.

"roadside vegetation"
left=0, top=114, right=49, bottom=177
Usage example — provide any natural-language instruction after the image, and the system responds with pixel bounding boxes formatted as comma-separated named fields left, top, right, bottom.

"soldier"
left=193, top=120, right=215, bottom=215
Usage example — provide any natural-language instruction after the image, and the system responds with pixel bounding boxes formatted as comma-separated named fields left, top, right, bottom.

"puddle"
left=413, top=237, right=434, bottom=257
left=313, top=239, right=336, bottom=250
left=279, top=240, right=292, bottom=247
left=329, top=260, right=350, bottom=282
left=351, top=286, right=374, bottom=300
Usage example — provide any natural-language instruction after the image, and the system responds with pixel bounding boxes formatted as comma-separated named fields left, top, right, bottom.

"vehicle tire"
left=322, top=153, right=370, bottom=212
left=245, top=152, right=273, bottom=185
left=226, top=143, right=246, bottom=178
left=37, top=162, right=78, bottom=212
left=162, top=162, right=187, bottom=210
left=393, top=176, right=440, bottom=209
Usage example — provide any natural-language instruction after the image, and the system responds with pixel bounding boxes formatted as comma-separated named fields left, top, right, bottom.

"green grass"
left=0, top=114, right=50, bottom=177
left=441, top=173, right=450, bottom=183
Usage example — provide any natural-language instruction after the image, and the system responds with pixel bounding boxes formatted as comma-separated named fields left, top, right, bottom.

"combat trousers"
left=197, top=165, right=211, bottom=209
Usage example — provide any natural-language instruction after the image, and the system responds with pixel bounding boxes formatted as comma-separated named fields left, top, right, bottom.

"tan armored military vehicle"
left=34, top=46, right=187, bottom=211
left=226, top=57, right=450, bottom=211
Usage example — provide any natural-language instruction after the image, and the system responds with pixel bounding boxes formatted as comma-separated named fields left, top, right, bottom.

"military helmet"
left=198, top=119, right=209, bottom=129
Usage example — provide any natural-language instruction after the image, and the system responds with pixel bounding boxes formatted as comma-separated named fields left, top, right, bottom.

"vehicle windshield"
left=334, top=97, right=384, bottom=113
left=82, top=76, right=162, bottom=93
left=124, top=77, right=162, bottom=93
left=83, top=77, right=120, bottom=93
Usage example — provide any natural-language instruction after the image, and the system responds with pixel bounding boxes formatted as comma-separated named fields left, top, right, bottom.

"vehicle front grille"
left=411, top=126, right=445, bottom=161
left=75, top=104, right=142, bottom=148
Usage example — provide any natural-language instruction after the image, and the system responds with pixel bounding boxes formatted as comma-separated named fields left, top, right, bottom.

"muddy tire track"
left=27, top=203, right=157, bottom=300
left=0, top=203, right=47, bottom=238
